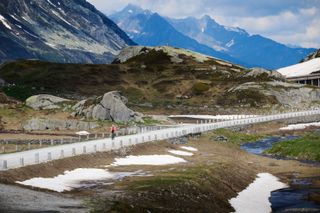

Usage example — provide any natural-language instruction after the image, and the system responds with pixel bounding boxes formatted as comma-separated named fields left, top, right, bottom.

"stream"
left=241, top=136, right=320, bottom=212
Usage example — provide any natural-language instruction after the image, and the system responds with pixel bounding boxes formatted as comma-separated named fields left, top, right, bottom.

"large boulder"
left=26, top=94, right=71, bottom=110
left=23, top=118, right=99, bottom=131
left=72, top=91, right=143, bottom=123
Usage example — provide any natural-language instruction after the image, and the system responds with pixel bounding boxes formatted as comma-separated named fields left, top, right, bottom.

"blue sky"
left=88, top=0, right=320, bottom=48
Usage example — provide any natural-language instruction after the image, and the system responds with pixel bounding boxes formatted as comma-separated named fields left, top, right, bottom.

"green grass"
left=127, top=165, right=209, bottom=191
left=129, top=177, right=186, bottom=190
left=209, top=128, right=264, bottom=145
left=265, top=132, right=320, bottom=161
left=192, top=82, right=210, bottom=95
left=139, top=117, right=161, bottom=125
left=1, top=85, right=39, bottom=101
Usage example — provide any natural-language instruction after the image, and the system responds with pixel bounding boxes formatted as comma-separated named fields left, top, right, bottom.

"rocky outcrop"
left=23, top=118, right=99, bottom=131
left=0, top=92, right=18, bottom=104
left=302, top=49, right=320, bottom=62
left=26, top=94, right=71, bottom=110
left=226, top=81, right=320, bottom=108
left=72, top=91, right=143, bottom=123
left=0, top=0, right=134, bottom=64
left=243, top=68, right=285, bottom=81
left=113, top=46, right=216, bottom=64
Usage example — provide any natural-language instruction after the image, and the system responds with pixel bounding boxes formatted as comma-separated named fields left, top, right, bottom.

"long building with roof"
left=277, top=57, right=320, bottom=87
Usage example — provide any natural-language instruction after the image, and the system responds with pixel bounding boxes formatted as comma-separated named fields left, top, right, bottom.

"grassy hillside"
left=265, top=132, right=320, bottom=161
left=0, top=47, right=313, bottom=112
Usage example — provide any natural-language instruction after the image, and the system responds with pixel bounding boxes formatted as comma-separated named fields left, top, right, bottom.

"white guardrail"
left=0, top=109, right=319, bottom=171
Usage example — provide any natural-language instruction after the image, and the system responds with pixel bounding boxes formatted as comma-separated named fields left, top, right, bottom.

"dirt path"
left=0, top=183, right=88, bottom=213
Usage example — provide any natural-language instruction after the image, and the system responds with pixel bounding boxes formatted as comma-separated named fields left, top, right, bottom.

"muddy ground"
left=0, top=123, right=319, bottom=212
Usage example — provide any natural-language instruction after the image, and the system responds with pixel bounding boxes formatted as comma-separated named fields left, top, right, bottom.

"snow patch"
left=280, top=122, right=320, bottom=131
left=128, top=9, right=133, bottom=13
left=226, top=39, right=235, bottom=48
left=45, top=42, right=57, bottom=49
left=47, top=0, right=56, bottom=7
left=168, top=150, right=194, bottom=156
left=52, top=10, right=73, bottom=26
left=180, top=146, right=198, bottom=152
left=23, top=29, right=39, bottom=38
left=277, top=57, right=320, bottom=78
left=112, top=155, right=186, bottom=166
left=201, top=27, right=205, bottom=33
left=229, top=173, right=287, bottom=213
left=10, top=15, right=20, bottom=22
left=0, top=15, right=12, bottom=30
left=17, top=168, right=135, bottom=192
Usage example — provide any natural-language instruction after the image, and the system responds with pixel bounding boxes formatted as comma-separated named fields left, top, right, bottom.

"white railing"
left=0, top=109, right=319, bottom=171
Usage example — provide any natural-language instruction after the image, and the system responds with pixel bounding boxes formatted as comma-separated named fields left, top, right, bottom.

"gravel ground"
left=0, top=184, right=88, bottom=213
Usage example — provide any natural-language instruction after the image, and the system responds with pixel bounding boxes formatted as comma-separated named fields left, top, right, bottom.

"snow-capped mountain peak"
left=111, top=4, right=315, bottom=69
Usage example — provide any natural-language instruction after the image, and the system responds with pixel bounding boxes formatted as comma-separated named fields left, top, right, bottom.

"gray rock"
left=72, top=91, right=142, bottom=123
left=137, top=102, right=154, bottom=108
left=168, top=136, right=188, bottom=144
left=92, top=104, right=110, bottom=120
left=26, top=94, right=71, bottom=110
left=243, top=68, right=285, bottom=81
left=211, top=135, right=228, bottom=142
left=23, top=118, right=99, bottom=131
left=0, top=78, right=6, bottom=86
left=230, top=81, right=320, bottom=108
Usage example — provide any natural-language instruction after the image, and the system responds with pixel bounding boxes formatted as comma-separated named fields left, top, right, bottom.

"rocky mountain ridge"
left=110, top=4, right=315, bottom=69
left=0, top=0, right=134, bottom=64
left=110, top=5, right=244, bottom=66
left=302, top=49, right=320, bottom=62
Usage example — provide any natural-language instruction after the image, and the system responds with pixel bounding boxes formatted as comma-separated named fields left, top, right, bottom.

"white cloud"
left=218, top=7, right=320, bottom=48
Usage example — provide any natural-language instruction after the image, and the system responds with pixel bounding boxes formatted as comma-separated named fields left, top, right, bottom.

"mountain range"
left=111, top=4, right=316, bottom=69
left=0, top=0, right=134, bottom=64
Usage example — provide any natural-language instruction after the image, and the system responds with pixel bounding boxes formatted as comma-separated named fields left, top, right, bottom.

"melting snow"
left=112, top=155, right=186, bottom=166
left=17, top=168, right=135, bottom=192
left=0, top=14, right=12, bottom=30
left=229, top=173, right=287, bottom=213
left=180, top=146, right=198, bottom=152
left=168, top=150, right=194, bottom=156
left=277, top=57, right=320, bottom=78
left=280, top=122, right=320, bottom=131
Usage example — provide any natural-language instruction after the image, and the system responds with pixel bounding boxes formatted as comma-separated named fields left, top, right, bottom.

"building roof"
left=277, top=57, right=320, bottom=78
